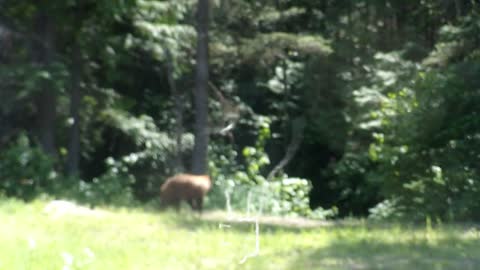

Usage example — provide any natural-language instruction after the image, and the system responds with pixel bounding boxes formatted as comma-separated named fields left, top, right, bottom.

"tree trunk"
left=33, top=10, right=57, bottom=157
left=267, top=117, right=305, bottom=181
left=36, top=88, right=56, bottom=156
left=191, top=0, right=210, bottom=175
left=454, top=0, right=462, bottom=19
left=66, top=44, right=82, bottom=176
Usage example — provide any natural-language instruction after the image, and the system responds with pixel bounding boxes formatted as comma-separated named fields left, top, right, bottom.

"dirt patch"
left=201, top=211, right=335, bottom=228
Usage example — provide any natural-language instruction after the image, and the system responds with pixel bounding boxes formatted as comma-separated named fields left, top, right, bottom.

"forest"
left=3, top=1, right=480, bottom=269
left=1, top=0, right=480, bottom=223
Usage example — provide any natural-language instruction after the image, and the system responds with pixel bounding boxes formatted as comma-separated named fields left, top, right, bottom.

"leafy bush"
left=101, top=110, right=194, bottom=201
left=246, top=177, right=313, bottom=217
left=61, top=157, right=136, bottom=207
left=368, top=199, right=403, bottom=220
left=367, top=60, right=480, bottom=221
left=0, top=134, right=56, bottom=200
left=208, top=117, right=335, bottom=218
left=89, top=157, right=136, bottom=206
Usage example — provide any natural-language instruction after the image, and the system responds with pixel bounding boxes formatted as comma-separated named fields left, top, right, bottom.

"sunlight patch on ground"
left=43, top=200, right=105, bottom=218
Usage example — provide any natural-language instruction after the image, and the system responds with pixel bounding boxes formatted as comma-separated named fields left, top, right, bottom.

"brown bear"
left=160, top=174, right=212, bottom=212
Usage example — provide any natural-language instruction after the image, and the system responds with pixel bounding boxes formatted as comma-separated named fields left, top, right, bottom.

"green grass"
left=1, top=199, right=480, bottom=270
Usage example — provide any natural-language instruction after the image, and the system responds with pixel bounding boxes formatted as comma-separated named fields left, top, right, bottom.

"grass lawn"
left=1, top=199, right=480, bottom=270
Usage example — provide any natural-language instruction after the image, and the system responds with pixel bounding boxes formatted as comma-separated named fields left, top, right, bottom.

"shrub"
left=0, top=134, right=56, bottom=200
left=208, top=117, right=336, bottom=218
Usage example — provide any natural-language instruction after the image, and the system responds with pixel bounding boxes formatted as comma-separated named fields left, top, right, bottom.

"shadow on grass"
left=165, top=211, right=262, bottom=234
left=166, top=210, right=337, bottom=234
left=288, top=231, right=480, bottom=270
left=175, top=211, right=410, bottom=234
left=162, top=209, right=412, bottom=234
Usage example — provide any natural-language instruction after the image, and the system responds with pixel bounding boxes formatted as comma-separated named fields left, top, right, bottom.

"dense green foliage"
left=1, top=1, right=479, bottom=220
left=0, top=134, right=55, bottom=200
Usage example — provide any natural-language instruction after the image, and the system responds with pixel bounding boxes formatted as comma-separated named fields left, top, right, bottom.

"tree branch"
left=267, top=117, right=305, bottom=181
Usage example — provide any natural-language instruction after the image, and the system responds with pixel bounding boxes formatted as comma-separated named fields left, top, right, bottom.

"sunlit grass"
left=1, top=199, right=480, bottom=270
